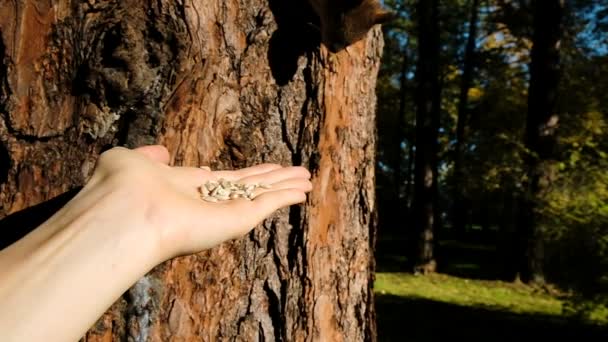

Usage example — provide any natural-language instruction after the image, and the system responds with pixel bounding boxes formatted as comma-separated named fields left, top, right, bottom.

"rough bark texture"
left=410, top=0, right=440, bottom=274
left=0, top=1, right=383, bottom=341
left=517, top=0, right=563, bottom=285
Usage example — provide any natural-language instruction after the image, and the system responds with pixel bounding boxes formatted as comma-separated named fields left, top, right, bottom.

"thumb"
left=230, top=189, right=308, bottom=233
left=133, top=145, right=171, bottom=165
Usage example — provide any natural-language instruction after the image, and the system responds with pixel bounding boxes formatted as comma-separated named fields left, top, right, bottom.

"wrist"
left=73, top=176, right=167, bottom=269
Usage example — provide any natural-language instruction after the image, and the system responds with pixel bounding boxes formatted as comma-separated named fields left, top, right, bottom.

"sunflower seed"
left=199, top=179, right=272, bottom=202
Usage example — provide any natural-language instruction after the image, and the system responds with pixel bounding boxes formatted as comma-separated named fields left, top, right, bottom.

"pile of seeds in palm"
left=199, top=178, right=271, bottom=202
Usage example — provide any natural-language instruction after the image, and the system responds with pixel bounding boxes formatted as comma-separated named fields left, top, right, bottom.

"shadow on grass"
left=375, top=294, right=608, bottom=341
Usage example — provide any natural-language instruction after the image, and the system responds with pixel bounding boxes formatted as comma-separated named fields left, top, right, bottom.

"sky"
left=576, top=3, right=608, bottom=56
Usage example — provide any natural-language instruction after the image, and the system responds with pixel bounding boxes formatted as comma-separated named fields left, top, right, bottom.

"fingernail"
left=200, top=166, right=211, bottom=171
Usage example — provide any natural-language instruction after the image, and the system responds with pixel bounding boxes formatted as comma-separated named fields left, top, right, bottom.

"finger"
left=222, top=189, right=308, bottom=237
left=168, top=164, right=293, bottom=193
left=251, top=189, right=308, bottom=220
left=170, top=167, right=214, bottom=189
left=238, top=166, right=311, bottom=186
left=211, top=163, right=284, bottom=181
left=251, top=178, right=312, bottom=198
left=133, top=145, right=170, bottom=165
left=179, top=188, right=306, bottom=251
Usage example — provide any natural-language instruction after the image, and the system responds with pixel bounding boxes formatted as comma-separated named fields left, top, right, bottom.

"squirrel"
left=307, top=0, right=396, bottom=52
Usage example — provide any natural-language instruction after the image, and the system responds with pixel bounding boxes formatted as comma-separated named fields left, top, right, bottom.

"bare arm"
left=0, top=145, right=312, bottom=342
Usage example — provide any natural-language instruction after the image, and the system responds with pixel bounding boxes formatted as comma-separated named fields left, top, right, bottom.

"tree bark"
left=517, top=0, right=563, bottom=285
left=452, top=0, right=480, bottom=236
left=410, top=0, right=440, bottom=274
left=0, top=1, right=384, bottom=341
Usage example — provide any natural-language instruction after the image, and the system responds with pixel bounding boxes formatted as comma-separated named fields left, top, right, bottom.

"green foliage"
left=539, top=53, right=608, bottom=319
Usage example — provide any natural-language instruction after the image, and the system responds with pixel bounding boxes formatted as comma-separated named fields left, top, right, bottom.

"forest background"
left=373, top=0, right=608, bottom=339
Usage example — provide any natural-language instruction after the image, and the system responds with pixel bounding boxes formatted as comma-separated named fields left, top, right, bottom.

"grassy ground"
left=373, top=234, right=608, bottom=341
left=375, top=273, right=563, bottom=316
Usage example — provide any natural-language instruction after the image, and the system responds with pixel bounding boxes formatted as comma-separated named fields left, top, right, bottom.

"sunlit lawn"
left=373, top=272, right=608, bottom=341
left=373, top=233, right=608, bottom=341
left=375, top=272, right=563, bottom=316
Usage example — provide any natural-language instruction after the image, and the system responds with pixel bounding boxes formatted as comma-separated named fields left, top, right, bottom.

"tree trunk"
left=410, top=0, right=440, bottom=274
left=517, top=0, right=563, bottom=285
left=0, top=1, right=384, bottom=341
left=393, top=48, right=409, bottom=206
left=452, top=0, right=480, bottom=236
left=499, top=191, right=519, bottom=281
left=391, top=44, right=413, bottom=232
left=404, top=136, right=415, bottom=215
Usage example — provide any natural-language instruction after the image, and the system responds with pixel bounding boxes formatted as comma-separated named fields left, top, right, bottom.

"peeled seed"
left=200, top=179, right=266, bottom=203
left=216, top=188, right=230, bottom=197
left=206, top=181, right=218, bottom=192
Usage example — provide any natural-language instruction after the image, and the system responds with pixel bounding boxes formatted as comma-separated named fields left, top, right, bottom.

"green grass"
left=373, top=272, right=608, bottom=341
left=374, top=272, right=563, bottom=316
left=372, top=234, right=608, bottom=340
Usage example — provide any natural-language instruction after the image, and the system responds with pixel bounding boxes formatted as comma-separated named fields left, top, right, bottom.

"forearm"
left=0, top=183, right=161, bottom=342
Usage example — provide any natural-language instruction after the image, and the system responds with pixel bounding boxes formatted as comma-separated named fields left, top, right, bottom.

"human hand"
left=0, top=144, right=312, bottom=342
left=84, top=145, right=312, bottom=262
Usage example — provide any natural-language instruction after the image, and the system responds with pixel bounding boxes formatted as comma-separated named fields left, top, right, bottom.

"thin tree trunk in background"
left=0, top=1, right=383, bottom=340
left=411, top=0, right=441, bottom=274
left=518, top=0, right=563, bottom=285
left=499, top=191, right=519, bottom=281
left=394, top=47, right=409, bottom=212
left=452, top=0, right=480, bottom=236
left=404, top=137, right=415, bottom=213
left=480, top=201, right=491, bottom=232
left=395, top=45, right=414, bottom=219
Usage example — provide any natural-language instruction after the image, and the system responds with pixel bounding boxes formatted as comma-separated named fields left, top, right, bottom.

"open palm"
left=88, top=145, right=312, bottom=261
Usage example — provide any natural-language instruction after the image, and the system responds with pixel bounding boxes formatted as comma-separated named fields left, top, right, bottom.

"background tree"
left=517, top=0, right=564, bottom=285
left=410, top=0, right=441, bottom=274
left=452, top=0, right=481, bottom=236
left=0, top=0, right=385, bottom=340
